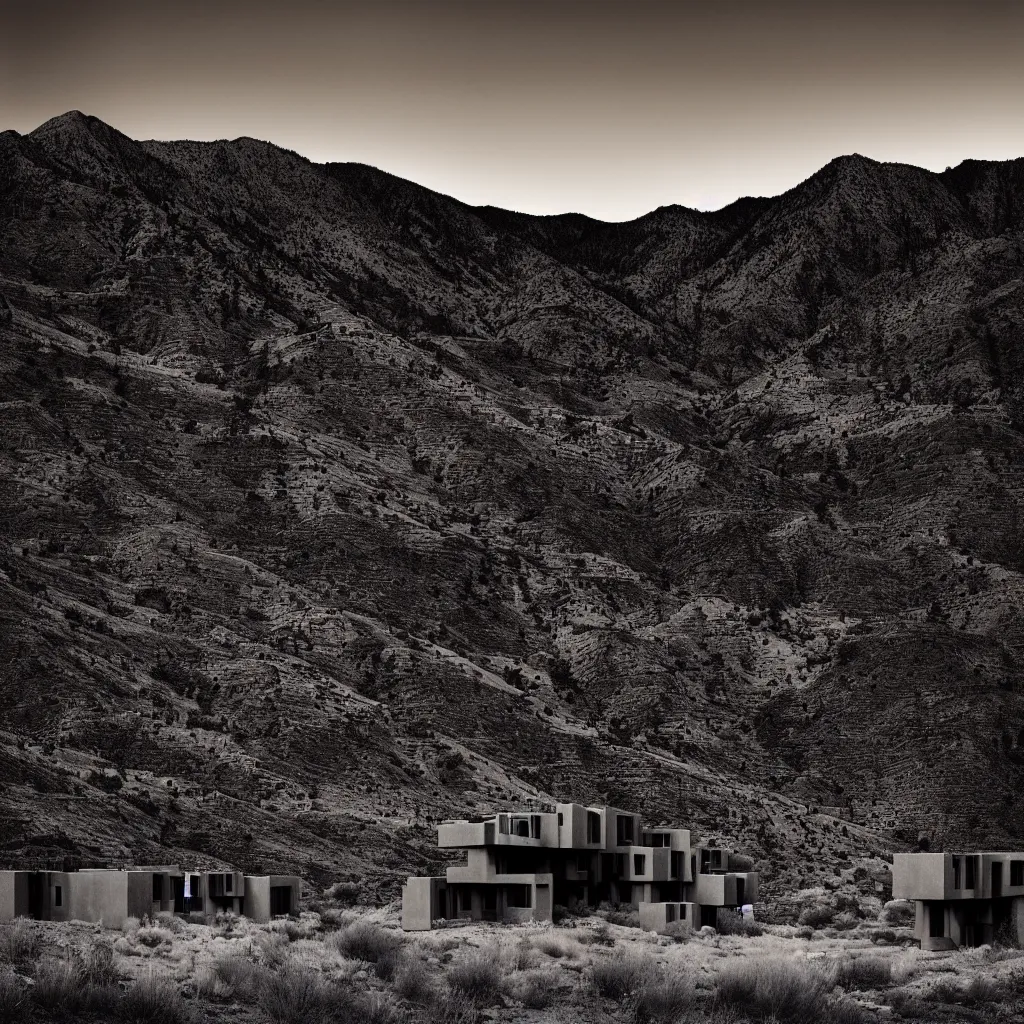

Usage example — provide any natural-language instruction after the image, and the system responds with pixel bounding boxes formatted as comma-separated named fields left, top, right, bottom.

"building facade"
left=402, top=802, right=758, bottom=933
left=892, top=852, right=1024, bottom=950
left=0, top=867, right=301, bottom=927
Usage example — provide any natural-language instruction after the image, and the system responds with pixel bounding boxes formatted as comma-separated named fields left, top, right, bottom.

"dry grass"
left=633, top=971, right=697, bottom=1023
left=0, top=971, right=28, bottom=1023
left=531, top=931, right=580, bottom=959
left=446, top=949, right=502, bottom=1003
left=119, top=975, right=192, bottom=1024
left=590, top=950, right=649, bottom=1000
left=32, top=957, right=121, bottom=1017
left=0, top=920, right=41, bottom=963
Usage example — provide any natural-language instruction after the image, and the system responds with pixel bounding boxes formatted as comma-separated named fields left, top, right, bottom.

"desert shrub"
left=887, top=986, right=929, bottom=1018
left=154, top=912, right=186, bottom=934
left=870, top=928, right=898, bottom=945
left=422, top=990, right=477, bottom=1024
left=577, top=922, right=615, bottom=946
left=504, top=969, right=556, bottom=1008
left=136, top=925, right=175, bottom=948
left=662, top=920, right=690, bottom=943
left=590, top=951, right=648, bottom=1000
left=212, top=952, right=265, bottom=1002
left=392, top=957, right=436, bottom=1004
left=33, top=959, right=120, bottom=1017
left=358, top=991, right=402, bottom=1024
left=330, top=881, right=361, bottom=906
left=194, top=967, right=233, bottom=1002
left=373, top=947, right=404, bottom=982
left=328, top=921, right=404, bottom=964
left=833, top=955, right=891, bottom=990
left=122, top=916, right=141, bottom=935
left=794, top=926, right=814, bottom=940
left=927, top=975, right=1004, bottom=1006
left=446, top=952, right=501, bottom=1003
left=119, top=975, right=191, bottom=1024
left=797, top=904, right=835, bottom=929
left=633, top=972, right=696, bottom=1023
left=258, top=967, right=357, bottom=1024
left=605, top=907, right=642, bottom=929
left=714, top=956, right=865, bottom=1024
left=716, top=910, right=764, bottom=937
left=532, top=933, right=578, bottom=959
left=82, top=939, right=119, bottom=987
left=881, top=901, right=915, bottom=926
left=254, top=932, right=291, bottom=968
left=0, top=920, right=41, bottom=963
left=0, top=971, right=28, bottom=1023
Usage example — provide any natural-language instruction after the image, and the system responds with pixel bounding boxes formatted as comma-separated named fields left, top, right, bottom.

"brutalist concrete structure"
left=893, top=851, right=1024, bottom=950
left=401, top=802, right=758, bottom=932
left=0, top=866, right=301, bottom=927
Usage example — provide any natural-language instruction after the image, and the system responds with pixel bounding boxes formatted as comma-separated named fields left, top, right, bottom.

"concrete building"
left=401, top=802, right=758, bottom=933
left=0, top=867, right=301, bottom=927
left=893, top=852, right=1024, bottom=950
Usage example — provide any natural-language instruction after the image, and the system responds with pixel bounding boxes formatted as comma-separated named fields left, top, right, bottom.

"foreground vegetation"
left=2, top=901, right=1024, bottom=1023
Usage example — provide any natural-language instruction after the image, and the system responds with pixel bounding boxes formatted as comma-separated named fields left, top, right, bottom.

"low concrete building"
left=402, top=801, right=759, bottom=931
left=0, top=867, right=301, bottom=926
left=893, top=851, right=1024, bottom=950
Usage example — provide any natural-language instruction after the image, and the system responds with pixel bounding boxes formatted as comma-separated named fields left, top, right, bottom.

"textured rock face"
left=2, top=112, right=1024, bottom=898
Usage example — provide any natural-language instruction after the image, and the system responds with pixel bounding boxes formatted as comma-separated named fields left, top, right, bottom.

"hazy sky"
left=3, top=0, right=1023, bottom=220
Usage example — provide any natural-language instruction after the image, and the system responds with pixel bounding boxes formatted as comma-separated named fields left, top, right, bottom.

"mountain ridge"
left=2, top=112, right=1024, bottom=904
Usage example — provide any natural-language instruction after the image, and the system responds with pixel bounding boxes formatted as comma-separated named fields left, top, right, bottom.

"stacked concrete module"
left=401, top=802, right=759, bottom=933
left=0, top=867, right=301, bottom=926
left=893, top=852, right=1024, bottom=950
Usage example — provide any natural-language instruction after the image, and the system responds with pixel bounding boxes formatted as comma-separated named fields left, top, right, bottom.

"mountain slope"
left=2, top=113, right=1024, bottom=901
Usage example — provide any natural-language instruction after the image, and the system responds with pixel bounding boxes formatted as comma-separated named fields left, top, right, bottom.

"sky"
left=3, top=0, right=1024, bottom=221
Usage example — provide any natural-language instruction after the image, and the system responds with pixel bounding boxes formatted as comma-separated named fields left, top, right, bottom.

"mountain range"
left=2, top=111, right=1024, bottom=903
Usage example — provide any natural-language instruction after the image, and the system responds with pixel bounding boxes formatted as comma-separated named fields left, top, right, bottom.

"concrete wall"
left=53, top=871, right=129, bottom=927
left=892, top=853, right=950, bottom=901
left=402, top=876, right=446, bottom=931
left=639, top=902, right=694, bottom=935
left=0, top=872, right=28, bottom=921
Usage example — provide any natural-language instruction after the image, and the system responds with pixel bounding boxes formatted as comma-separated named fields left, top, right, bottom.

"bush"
left=797, top=905, right=835, bottom=929
left=532, top=933, right=579, bottom=959
left=0, top=920, right=41, bottom=963
left=258, top=967, right=358, bottom=1024
left=33, top=959, right=120, bottom=1017
left=0, top=972, right=28, bottom=1023
left=82, top=940, right=119, bottom=987
left=446, top=952, right=501, bottom=1003
left=605, top=908, right=642, bottom=929
left=392, top=957, right=436, bottom=1004
left=504, top=969, right=556, bottom=1008
left=328, top=921, right=404, bottom=965
left=213, top=952, right=266, bottom=1002
left=714, top=956, right=865, bottom=1024
left=869, top=928, right=898, bottom=945
left=881, top=901, right=915, bottom=926
left=633, top=972, right=695, bottom=1023
left=136, top=925, right=175, bottom=948
left=422, top=990, right=477, bottom=1024
left=926, top=975, right=1004, bottom=1006
left=833, top=955, right=891, bottom=991
left=715, top=910, right=764, bottom=937
left=662, top=920, right=690, bottom=943
left=119, top=976, right=192, bottom=1024
left=590, top=952, right=648, bottom=1000
left=577, top=922, right=615, bottom=946
left=330, top=881, right=361, bottom=906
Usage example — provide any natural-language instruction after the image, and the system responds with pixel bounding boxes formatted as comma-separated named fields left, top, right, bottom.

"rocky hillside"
left=2, top=111, right=1023, bottom=900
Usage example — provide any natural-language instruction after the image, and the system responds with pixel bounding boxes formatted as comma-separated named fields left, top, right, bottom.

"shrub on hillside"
left=633, top=972, right=696, bottom=1023
left=392, top=957, right=436, bottom=1004
left=258, top=967, right=358, bottom=1024
left=833, top=955, right=891, bottom=991
left=590, top=952, right=648, bottom=1000
left=797, top=904, right=835, bottom=929
left=503, top=969, right=557, bottom=1009
left=716, top=910, right=764, bottom=937
left=119, top=975, right=192, bottom=1024
left=0, top=971, right=28, bottom=1023
left=328, top=921, right=404, bottom=965
left=33, top=959, right=120, bottom=1017
left=714, top=956, right=866, bottom=1024
left=446, top=952, right=501, bottom=1003
left=0, top=920, right=41, bottom=963
left=881, top=901, right=915, bottom=926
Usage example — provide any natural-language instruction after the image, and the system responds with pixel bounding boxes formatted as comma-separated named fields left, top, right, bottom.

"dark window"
left=700, top=849, right=711, bottom=873
left=587, top=811, right=601, bottom=844
left=506, top=885, right=531, bottom=908
left=1012, top=861, right=1024, bottom=887
left=270, top=885, right=292, bottom=916
left=665, top=904, right=676, bottom=923
left=671, top=852, right=683, bottom=878
left=680, top=904, right=687, bottom=920
left=557, top=813, right=563, bottom=826
left=953, top=857, right=962, bottom=890
left=54, top=885, right=62, bottom=908
left=531, top=815, right=541, bottom=839
left=634, top=854, right=646, bottom=875
left=929, top=902, right=945, bottom=938
left=966, top=856, right=977, bottom=889
left=153, top=874, right=163, bottom=901
left=616, top=815, right=634, bottom=845
left=515, top=818, right=530, bottom=837
left=577, top=853, right=589, bottom=872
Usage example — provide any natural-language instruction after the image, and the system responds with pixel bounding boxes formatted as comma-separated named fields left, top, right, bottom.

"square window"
left=634, top=854, right=646, bottom=875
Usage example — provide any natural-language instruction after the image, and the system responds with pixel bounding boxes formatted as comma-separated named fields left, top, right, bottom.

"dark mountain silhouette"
left=2, top=112, right=1024, bottom=900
